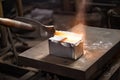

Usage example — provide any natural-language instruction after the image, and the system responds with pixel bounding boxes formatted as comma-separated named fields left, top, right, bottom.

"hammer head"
left=44, top=25, right=55, bottom=37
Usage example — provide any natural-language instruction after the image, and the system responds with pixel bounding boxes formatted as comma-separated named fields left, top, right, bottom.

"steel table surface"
left=18, top=25, right=120, bottom=80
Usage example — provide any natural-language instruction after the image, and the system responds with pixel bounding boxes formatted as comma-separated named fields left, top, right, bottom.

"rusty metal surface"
left=18, top=26, right=120, bottom=80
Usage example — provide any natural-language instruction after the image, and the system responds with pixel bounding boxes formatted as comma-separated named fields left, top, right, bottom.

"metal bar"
left=0, top=62, right=29, bottom=78
left=87, top=2, right=117, bottom=7
left=0, top=0, right=3, bottom=17
left=7, top=28, right=18, bottom=63
left=16, top=0, right=23, bottom=16
left=0, top=0, right=8, bottom=49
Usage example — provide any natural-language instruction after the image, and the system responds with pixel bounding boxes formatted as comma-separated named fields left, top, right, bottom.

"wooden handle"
left=0, top=18, right=35, bottom=31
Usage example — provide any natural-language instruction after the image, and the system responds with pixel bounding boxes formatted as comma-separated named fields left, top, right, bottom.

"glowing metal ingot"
left=49, top=31, right=84, bottom=60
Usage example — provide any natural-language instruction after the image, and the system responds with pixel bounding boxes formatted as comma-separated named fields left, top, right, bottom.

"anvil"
left=18, top=24, right=120, bottom=80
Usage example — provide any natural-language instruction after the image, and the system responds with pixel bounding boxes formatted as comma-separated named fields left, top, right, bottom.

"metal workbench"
left=18, top=25, right=120, bottom=80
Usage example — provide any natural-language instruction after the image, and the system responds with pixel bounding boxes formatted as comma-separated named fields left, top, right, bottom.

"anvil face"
left=18, top=26, right=120, bottom=80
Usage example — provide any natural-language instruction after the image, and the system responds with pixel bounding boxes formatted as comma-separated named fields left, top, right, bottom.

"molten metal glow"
left=70, top=23, right=86, bottom=41
left=54, top=31, right=82, bottom=45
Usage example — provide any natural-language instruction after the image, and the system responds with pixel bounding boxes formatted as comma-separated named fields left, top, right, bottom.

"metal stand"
left=0, top=0, right=23, bottom=62
left=0, top=0, right=10, bottom=56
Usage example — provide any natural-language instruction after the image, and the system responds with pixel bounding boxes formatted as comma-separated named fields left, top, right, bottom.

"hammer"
left=0, top=17, right=56, bottom=37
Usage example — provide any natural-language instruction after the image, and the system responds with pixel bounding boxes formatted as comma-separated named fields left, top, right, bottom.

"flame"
left=64, top=0, right=91, bottom=43
left=70, top=23, right=86, bottom=41
left=54, top=31, right=82, bottom=45
left=70, top=0, right=91, bottom=41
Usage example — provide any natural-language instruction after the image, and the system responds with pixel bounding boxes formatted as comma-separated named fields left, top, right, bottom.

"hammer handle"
left=0, top=18, right=35, bottom=30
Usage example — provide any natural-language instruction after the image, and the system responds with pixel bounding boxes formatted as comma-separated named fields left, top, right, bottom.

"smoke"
left=74, top=0, right=88, bottom=25
left=71, top=0, right=91, bottom=41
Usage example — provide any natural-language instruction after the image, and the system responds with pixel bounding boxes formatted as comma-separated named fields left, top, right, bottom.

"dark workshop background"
left=0, top=0, right=120, bottom=80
